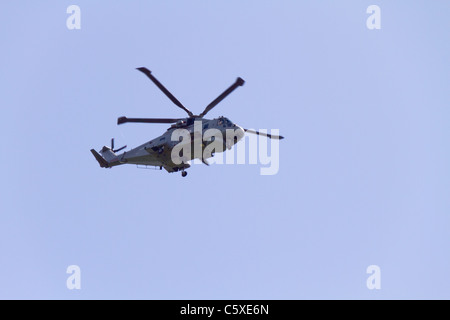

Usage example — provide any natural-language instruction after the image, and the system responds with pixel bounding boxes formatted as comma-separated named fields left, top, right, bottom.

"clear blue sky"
left=1, top=1, right=449, bottom=299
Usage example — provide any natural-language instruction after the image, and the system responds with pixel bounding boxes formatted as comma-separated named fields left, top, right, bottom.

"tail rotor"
left=111, top=138, right=127, bottom=153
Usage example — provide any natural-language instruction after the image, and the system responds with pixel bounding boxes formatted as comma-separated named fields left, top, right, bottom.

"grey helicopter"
left=91, top=67, right=284, bottom=177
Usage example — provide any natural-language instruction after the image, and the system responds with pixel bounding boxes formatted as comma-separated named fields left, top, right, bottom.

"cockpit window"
left=220, top=118, right=232, bottom=126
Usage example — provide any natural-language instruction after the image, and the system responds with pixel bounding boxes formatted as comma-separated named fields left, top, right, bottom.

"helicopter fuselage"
left=102, top=116, right=244, bottom=172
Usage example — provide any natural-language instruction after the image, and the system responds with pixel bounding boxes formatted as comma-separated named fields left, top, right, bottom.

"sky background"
left=1, top=1, right=449, bottom=299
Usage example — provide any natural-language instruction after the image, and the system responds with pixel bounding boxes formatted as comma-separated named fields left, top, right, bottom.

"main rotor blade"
left=244, top=129, right=284, bottom=140
left=198, top=77, right=245, bottom=118
left=136, top=67, right=194, bottom=117
left=117, top=116, right=182, bottom=125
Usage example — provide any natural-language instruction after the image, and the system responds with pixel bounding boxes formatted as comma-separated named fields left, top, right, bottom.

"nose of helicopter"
left=234, top=124, right=245, bottom=142
left=226, top=124, right=245, bottom=150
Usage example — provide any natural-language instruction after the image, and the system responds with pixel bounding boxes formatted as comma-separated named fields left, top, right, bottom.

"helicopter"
left=91, top=67, right=284, bottom=177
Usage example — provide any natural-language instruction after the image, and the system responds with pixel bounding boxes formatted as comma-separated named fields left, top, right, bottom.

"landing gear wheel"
left=181, top=171, right=187, bottom=177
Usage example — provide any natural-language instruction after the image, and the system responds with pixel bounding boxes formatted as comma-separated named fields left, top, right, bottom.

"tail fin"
left=90, top=149, right=110, bottom=168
